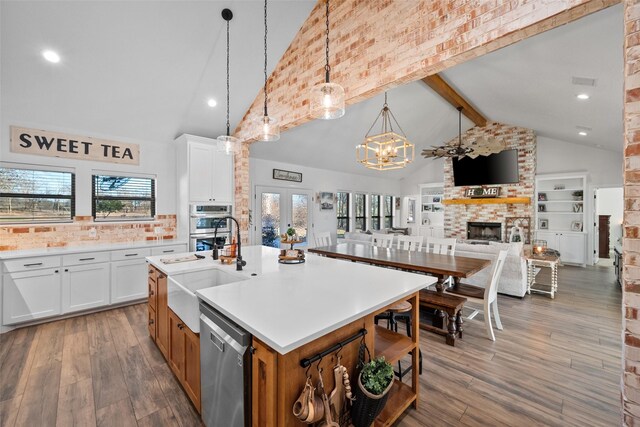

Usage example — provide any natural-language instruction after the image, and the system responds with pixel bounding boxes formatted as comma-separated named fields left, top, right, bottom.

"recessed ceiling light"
left=207, top=98, right=217, bottom=108
left=578, top=131, right=587, bottom=136
left=42, top=50, right=60, bottom=63
left=576, top=93, right=590, bottom=100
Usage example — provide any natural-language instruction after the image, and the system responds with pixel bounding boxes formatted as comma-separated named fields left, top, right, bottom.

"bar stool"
left=374, top=300, right=422, bottom=380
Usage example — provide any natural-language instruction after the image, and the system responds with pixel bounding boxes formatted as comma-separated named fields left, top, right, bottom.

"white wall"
left=399, top=158, right=445, bottom=196
left=0, top=119, right=177, bottom=215
left=250, top=157, right=403, bottom=244
left=536, top=136, right=623, bottom=187
left=597, top=187, right=623, bottom=250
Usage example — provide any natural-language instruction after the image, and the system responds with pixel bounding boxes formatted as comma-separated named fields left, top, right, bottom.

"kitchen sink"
left=167, top=268, right=248, bottom=333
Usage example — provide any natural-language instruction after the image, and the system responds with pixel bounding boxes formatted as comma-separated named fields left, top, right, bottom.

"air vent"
left=572, top=76, right=597, bottom=87
left=576, top=125, right=592, bottom=131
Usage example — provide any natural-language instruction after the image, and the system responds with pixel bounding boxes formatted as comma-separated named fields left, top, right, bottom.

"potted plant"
left=286, top=227, right=297, bottom=241
left=572, top=190, right=583, bottom=201
left=351, top=356, right=394, bottom=427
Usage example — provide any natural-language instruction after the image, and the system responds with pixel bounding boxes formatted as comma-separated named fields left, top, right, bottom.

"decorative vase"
left=351, top=372, right=393, bottom=427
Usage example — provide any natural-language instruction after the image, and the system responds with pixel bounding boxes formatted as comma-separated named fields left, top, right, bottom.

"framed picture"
left=423, top=204, right=432, bottom=212
left=395, top=197, right=401, bottom=210
left=539, top=218, right=549, bottom=229
left=571, top=220, right=583, bottom=232
left=538, top=193, right=547, bottom=201
left=319, top=192, right=334, bottom=210
left=538, top=204, right=546, bottom=212
left=407, top=199, right=416, bottom=223
left=432, top=196, right=441, bottom=203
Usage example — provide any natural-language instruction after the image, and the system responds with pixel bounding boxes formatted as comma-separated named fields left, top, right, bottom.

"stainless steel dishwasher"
left=199, top=301, right=252, bottom=427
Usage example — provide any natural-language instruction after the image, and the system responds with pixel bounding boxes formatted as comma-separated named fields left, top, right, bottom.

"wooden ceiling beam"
left=421, top=74, right=488, bottom=127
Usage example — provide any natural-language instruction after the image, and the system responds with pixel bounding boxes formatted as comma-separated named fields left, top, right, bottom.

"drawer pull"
left=149, top=319, right=154, bottom=325
left=79, top=257, right=95, bottom=261
left=162, top=250, right=174, bottom=253
left=124, top=253, right=138, bottom=257
left=24, top=262, right=43, bottom=267
left=149, top=269, right=154, bottom=274
left=149, top=290, right=155, bottom=296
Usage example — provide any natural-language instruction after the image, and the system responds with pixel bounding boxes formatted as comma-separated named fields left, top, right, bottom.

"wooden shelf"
left=373, top=325, right=415, bottom=365
left=373, top=380, right=417, bottom=427
left=443, top=197, right=530, bottom=205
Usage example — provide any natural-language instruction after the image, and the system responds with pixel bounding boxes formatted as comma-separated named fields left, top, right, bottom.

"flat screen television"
left=452, top=149, right=519, bottom=186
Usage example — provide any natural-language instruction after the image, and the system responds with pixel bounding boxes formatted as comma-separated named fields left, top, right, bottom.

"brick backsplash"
left=0, top=215, right=176, bottom=251
left=443, top=122, right=536, bottom=240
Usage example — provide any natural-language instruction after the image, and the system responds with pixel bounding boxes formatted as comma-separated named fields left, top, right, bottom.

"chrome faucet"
left=212, top=216, right=247, bottom=271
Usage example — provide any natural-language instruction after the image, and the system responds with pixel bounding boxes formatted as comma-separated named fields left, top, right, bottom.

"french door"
left=254, top=186, right=313, bottom=248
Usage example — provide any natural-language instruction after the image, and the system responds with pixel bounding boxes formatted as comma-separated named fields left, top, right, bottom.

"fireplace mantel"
left=443, top=197, right=531, bottom=205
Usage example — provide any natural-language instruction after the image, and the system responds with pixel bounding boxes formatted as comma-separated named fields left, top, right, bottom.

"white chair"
left=314, top=232, right=332, bottom=247
left=424, top=237, right=456, bottom=255
left=396, top=235, right=423, bottom=252
left=372, top=233, right=394, bottom=248
left=446, top=250, right=508, bottom=341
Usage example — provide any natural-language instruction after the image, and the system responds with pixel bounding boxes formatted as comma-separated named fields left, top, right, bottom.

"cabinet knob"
left=64, top=269, right=68, bottom=272
left=149, top=319, right=154, bottom=325
left=178, top=324, right=184, bottom=330
left=149, top=290, right=154, bottom=296
left=149, top=270, right=154, bottom=274
left=54, top=270, right=59, bottom=273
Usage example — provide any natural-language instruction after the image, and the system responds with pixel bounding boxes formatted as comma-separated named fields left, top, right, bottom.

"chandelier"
left=422, top=106, right=505, bottom=159
left=356, top=92, right=414, bottom=171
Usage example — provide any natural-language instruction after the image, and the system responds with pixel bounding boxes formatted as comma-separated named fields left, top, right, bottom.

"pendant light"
left=217, top=8, right=241, bottom=155
left=309, top=0, right=345, bottom=120
left=356, top=92, right=414, bottom=171
left=255, top=0, right=280, bottom=141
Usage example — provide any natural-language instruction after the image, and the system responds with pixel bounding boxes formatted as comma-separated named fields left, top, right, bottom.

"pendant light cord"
left=325, top=0, right=331, bottom=83
left=226, top=17, right=231, bottom=136
left=263, top=0, right=269, bottom=117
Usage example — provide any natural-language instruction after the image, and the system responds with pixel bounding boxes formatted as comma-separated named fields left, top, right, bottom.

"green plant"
left=360, top=357, right=393, bottom=395
left=286, top=227, right=296, bottom=236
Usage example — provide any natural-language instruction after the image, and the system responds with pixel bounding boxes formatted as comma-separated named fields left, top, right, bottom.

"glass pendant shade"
left=310, top=82, right=345, bottom=120
left=255, top=115, right=280, bottom=142
left=217, top=135, right=241, bottom=155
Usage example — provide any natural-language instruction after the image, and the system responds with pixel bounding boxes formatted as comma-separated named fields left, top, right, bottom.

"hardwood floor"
left=0, top=262, right=621, bottom=426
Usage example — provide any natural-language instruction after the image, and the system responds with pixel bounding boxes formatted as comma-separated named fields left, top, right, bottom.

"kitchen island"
left=147, top=245, right=436, bottom=426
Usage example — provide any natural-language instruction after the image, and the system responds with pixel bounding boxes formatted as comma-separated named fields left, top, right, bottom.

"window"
left=354, top=193, right=366, bottom=231
left=92, top=174, right=155, bottom=220
left=336, top=192, right=350, bottom=238
left=0, top=166, right=75, bottom=223
left=384, top=196, right=394, bottom=228
left=370, top=194, right=381, bottom=230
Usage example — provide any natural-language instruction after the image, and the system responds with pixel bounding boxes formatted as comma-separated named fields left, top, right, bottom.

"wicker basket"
left=350, top=371, right=393, bottom=427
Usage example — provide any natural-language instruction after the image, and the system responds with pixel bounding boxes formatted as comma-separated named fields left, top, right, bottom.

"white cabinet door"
left=3, top=268, right=61, bottom=324
left=212, top=150, right=233, bottom=203
left=62, top=263, right=110, bottom=313
left=559, top=233, right=586, bottom=265
left=432, top=227, right=445, bottom=238
left=111, top=258, right=148, bottom=304
left=535, top=231, right=558, bottom=248
left=188, top=142, right=215, bottom=202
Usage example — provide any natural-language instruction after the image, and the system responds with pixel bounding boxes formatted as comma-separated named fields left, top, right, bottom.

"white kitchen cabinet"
left=3, top=267, right=61, bottom=324
left=419, top=226, right=445, bottom=239
left=111, top=258, right=149, bottom=304
left=535, top=231, right=586, bottom=266
left=187, top=140, right=233, bottom=204
left=62, top=263, right=110, bottom=313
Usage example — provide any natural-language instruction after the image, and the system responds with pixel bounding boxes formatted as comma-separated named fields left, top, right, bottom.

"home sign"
left=465, top=187, right=501, bottom=198
left=10, top=126, right=140, bottom=165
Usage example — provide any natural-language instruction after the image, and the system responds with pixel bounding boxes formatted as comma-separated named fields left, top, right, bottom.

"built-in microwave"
left=189, top=203, right=232, bottom=234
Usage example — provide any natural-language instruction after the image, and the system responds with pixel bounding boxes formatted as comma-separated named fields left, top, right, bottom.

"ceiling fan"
left=421, top=106, right=506, bottom=159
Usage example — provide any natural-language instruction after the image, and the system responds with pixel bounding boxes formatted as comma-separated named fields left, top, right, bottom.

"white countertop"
left=0, top=239, right=188, bottom=260
left=147, top=246, right=435, bottom=355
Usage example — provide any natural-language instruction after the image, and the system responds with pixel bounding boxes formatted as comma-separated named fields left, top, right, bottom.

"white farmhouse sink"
left=167, top=268, right=248, bottom=333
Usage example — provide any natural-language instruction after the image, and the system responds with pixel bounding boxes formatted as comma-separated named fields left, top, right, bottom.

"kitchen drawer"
left=111, top=248, right=151, bottom=261
left=149, top=278, right=157, bottom=309
left=149, top=306, right=157, bottom=340
left=3, top=256, right=61, bottom=273
left=62, top=251, right=110, bottom=266
left=151, top=244, right=188, bottom=256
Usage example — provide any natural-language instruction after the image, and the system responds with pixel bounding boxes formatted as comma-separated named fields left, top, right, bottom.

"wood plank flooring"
left=0, top=262, right=621, bottom=426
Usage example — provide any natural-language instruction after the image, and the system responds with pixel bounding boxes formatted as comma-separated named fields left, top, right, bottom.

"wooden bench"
left=419, top=289, right=467, bottom=346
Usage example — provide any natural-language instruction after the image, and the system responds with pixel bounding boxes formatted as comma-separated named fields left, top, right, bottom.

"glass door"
left=255, top=186, right=312, bottom=248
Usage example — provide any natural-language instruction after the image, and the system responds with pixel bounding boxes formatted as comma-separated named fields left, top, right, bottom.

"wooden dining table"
left=308, top=242, right=492, bottom=346
left=308, top=242, right=490, bottom=292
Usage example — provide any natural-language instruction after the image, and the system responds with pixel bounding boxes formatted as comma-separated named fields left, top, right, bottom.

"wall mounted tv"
left=452, top=149, right=519, bottom=186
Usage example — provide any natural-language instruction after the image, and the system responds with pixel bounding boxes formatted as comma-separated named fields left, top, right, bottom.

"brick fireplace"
left=443, top=123, right=536, bottom=241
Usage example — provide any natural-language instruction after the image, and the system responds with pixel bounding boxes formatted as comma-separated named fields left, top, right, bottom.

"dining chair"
left=396, top=235, right=423, bottom=252
left=445, top=250, right=508, bottom=341
left=424, top=237, right=456, bottom=255
left=314, top=232, right=332, bottom=247
left=372, top=233, right=394, bottom=248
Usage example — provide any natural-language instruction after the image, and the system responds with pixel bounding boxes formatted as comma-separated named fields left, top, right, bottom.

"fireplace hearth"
left=467, top=222, right=502, bottom=241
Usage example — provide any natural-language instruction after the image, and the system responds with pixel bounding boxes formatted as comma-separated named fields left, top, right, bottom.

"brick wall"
left=624, top=1, right=640, bottom=424
left=0, top=215, right=176, bottom=251
left=443, top=123, right=536, bottom=240
left=234, top=144, right=250, bottom=244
